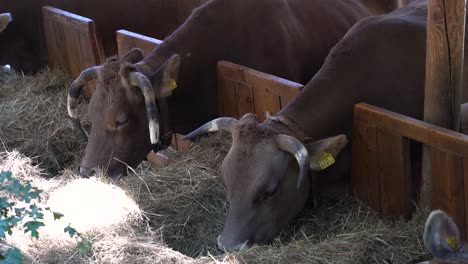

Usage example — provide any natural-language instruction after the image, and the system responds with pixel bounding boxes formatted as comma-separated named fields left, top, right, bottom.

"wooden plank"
left=217, top=60, right=302, bottom=117
left=424, top=0, right=465, bottom=131
left=351, top=120, right=380, bottom=213
left=354, top=103, right=468, bottom=157
left=217, top=61, right=247, bottom=83
left=116, top=29, right=162, bottom=58
left=431, top=149, right=465, bottom=237
left=244, top=67, right=303, bottom=98
left=235, top=82, right=254, bottom=117
left=463, top=157, right=468, bottom=239
left=218, top=77, right=238, bottom=118
left=42, top=6, right=104, bottom=97
left=252, top=84, right=281, bottom=122
left=377, top=130, right=413, bottom=218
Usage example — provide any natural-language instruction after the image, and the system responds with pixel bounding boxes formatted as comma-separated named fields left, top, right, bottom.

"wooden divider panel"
left=353, top=103, right=468, bottom=235
left=431, top=149, right=465, bottom=233
left=351, top=120, right=380, bottom=212
left=217, top=61, right=303, bottom=121
left=377, top=130, right=412, bottom=218
left=464, top=157, right=468, bottom=238
left=42, top=6, right=104, bottom=97
left=116, top=30, right=162, bottom=58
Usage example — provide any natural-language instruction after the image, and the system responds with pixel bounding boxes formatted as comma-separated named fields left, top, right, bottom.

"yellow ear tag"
left=169, top=78, right=177, bottom=90
left=319, top=152, right=335, bottom=170
left=446, top=235, right=459, bottom=250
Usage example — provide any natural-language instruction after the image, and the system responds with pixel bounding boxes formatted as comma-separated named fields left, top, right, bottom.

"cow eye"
left=265, top=187, right=278, bottom=198
left=257, top=186, right=278, bottom=203
left=116, top=116, right=129, bottom=130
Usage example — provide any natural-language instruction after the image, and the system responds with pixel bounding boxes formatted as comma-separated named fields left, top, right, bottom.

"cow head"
left=0, top=13, right=12, bottom=33
left=418, top=210, right=468, bottom=264
left=184, top=113, right=347, bottom=251
left=67, top=49, right=180, bottom=178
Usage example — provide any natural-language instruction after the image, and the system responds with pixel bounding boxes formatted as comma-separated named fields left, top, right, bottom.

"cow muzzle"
left=217, top=235, right=250, bottom=252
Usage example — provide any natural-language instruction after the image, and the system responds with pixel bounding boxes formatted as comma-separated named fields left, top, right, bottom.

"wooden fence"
left=42, top=6, right=104, bottom=97
left=352, top=103, right=468, bottom=238
left=217, top=61, right=303, bottom=121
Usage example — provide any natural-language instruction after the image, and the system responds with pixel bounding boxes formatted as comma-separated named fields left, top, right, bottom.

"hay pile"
left=0, top=69, right=87, bottom=176
left=0, top=68, right=432, bottom=263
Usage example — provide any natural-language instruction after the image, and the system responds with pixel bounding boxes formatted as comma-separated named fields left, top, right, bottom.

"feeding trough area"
left=2, top=0, right=468, bottom=263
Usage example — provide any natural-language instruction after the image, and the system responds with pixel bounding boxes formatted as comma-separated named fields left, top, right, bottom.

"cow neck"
left=265, top=115, right=311, bottom=143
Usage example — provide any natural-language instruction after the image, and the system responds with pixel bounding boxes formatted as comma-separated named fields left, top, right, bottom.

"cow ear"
left=423, top=210, right=462, bottom=258
left=122, top=48, right=144, bottom=63
left=305, top=135, right=347, bottom=171
left=156, top=54, right=181, bottom=98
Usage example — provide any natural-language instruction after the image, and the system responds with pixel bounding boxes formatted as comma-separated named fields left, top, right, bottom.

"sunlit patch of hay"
left=46, top=177, right=141, bottom=233
left=0, top=68, right=434, bottom=263
left=0, top=151, right=146, bottom=263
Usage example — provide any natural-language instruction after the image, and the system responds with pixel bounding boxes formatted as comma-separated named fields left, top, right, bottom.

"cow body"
left=185, top=0, right=468, bottom=251
left=71, top=0, right=387, bottom=178
left=0, top=0, right=403, bottom=74
left=0, top=0, right=208, bottom=73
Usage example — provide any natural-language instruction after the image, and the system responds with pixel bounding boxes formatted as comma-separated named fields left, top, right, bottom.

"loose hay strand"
left=0, top=68, right=432, bottom=263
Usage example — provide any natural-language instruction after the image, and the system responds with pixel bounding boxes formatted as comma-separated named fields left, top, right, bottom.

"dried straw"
left=0, top=69, right=432, bottom=263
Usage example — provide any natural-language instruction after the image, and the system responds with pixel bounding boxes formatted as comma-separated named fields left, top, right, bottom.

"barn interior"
left=1, top=0, right=466, bottom=263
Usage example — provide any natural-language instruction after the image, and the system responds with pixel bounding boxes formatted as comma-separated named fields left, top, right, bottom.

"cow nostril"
left=79, top=166, right=96, bottom=177
left=217, top=234, right=250, bottom=252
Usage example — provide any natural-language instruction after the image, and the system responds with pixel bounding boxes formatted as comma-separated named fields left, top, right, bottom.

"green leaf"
left=64, top=224, right=78, bottom=238
left=0, top=218, right=12, bottom=238
left=23, top=221, right=45, bottom=239
left=0, top=171, right=13, bottom=182
left=76, top=236, right=93, bottom=256
left=1, top=247, right=22, bottom=264
left=27, top=204, right=44, bottom=220
left=53, top=212, right=64, bottom=220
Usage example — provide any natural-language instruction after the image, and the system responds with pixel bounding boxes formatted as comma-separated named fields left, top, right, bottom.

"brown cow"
left=0, top=0, right=207, bottom=73
left=418, top=210, right=468, bottom=264
left=67, top=0, right=387, bottom=178
left=0, top=13, right=12, bottom=33
left=185, top=0, right=468, bottom=251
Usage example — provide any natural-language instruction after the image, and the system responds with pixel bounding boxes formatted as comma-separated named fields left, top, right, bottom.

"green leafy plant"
left=0, top=170, right=79, bottom=262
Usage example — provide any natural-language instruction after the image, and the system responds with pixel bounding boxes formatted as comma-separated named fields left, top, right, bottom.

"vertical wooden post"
left=421, top=0, right=466, bottom=236
left=424, top=0, right=465, bottom=130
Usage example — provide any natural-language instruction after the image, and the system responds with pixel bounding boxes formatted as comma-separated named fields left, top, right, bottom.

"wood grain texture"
left=355, top=103, right=468, bottom=156
left=431, top=149, right=465, bottom=238
left=116, top=30, right=162, bottom=58
left=351, top=120, right=380, bottom=212
left=42, top=6, right=104, bottom=97
left=377, top=130, right=413, bottom=218
left=463, top=157, right=468, bottom=239
left=353, top=103, right=468, bottom=235
left=217, top=61, right=302, bottom=119
left=424, top=0, right=465, bottom=131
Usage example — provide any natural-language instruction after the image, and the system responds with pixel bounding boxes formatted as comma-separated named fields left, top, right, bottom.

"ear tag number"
left=169, top=78, right=177, bottom=90
left=319, top=152, right=335, bottom=170
left=447, top=235, right=459, bottom=250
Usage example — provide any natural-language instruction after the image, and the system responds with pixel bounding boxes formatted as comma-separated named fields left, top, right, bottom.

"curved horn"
left=275, top=134, right=310, bottom=190
left=135, top=60, right=157, bottom=76
left=67, top=66, right=101, bottom=140
left=128, top=71, right=162, bottom=152
left=183, top=117, right=238, bottom=140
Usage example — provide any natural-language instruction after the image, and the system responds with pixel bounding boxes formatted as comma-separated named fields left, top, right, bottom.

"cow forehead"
left=232, top=122, right=275, bottom=142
